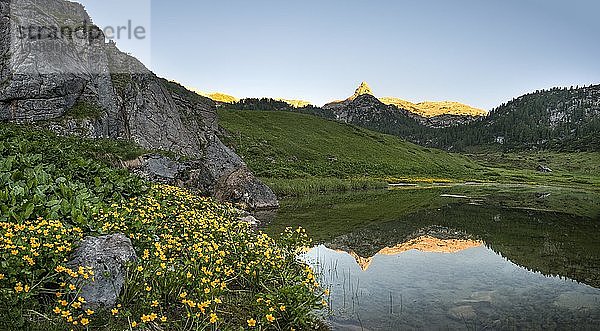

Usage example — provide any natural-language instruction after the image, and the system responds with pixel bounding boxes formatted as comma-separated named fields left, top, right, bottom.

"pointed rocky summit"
left=350, top=81, right=374, bottom=100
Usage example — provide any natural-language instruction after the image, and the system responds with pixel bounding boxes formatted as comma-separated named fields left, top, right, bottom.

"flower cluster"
left=97, top=185, right=325, bottom=330
left=0, top=185, right=325, bottom=329
left=0, top=218, right=98, bottom=327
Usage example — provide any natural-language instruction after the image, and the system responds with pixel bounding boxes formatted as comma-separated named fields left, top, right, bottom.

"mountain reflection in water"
left=264, top=186, right=600, bottom=330
left=334, top=234, right=483, bottom=271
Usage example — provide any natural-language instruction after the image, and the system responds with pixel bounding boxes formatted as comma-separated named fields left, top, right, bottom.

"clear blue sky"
left=79, top=0, right=599, bottom=109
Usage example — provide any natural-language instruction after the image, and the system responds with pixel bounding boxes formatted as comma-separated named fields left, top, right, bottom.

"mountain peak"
left=350, top=81, right=374, bottom=100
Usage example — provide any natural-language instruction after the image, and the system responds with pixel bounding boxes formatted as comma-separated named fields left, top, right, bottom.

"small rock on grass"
left=68, top=234, right=138, bottom=309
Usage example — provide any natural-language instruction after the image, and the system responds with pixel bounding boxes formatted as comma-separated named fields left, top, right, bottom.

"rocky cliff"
left=0, top=0, right=278, bottom=210
left=323, top=81, right=374, bottom=111
left=326, top=93, right=428, bottom=141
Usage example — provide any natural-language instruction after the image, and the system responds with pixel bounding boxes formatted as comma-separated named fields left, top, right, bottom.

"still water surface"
left=264, top=185, right=600, bottom=330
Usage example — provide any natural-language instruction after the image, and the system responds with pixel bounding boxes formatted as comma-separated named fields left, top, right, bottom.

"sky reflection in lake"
left=304, top=244, right=600, bottom=330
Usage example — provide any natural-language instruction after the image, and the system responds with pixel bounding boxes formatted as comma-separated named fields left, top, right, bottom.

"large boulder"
left=124, top=153, right=279, bottom=210
left=68, top=234, right=137, bottom=309
left=215, top=167, right=279, bottom=210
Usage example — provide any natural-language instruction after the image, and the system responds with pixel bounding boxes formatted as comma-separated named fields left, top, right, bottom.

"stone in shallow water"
left=553, top=292, right=600, bottom=310
left=68, top=234, right=138, bottom=309
left=448, top=305, right=477, bottom=320
left=330, top=321, right=372, bottom=331
left=470, top=291, right=495, bottom=303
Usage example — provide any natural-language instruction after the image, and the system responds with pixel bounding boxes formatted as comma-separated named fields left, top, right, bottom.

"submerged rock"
left=448, top=305, right=477, bottom=320
left=553, top=292, right=599, bottom=310
left=68, top=234, right=137, bottom=309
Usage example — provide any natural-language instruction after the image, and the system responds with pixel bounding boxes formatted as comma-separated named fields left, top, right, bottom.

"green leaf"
left=23, top=203, right=35, bottom=220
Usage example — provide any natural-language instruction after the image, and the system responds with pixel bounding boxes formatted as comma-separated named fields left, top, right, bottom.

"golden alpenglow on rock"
left=416, top=101, right=487, bottom=117
left=325, top=81, right=486, bottom=117
left=167, top=82, right=240, bottom=104
left=378, top=97, right=421, bottom=113
left=340, top=236, right=484, bottom=271
left=380, top=98, right=487, bottom=117
left=183, top=86, right=312, bottom=107
left=350, top=81, right=375, bottom=100
left=275, top=99, right=312, bottom=108
left=206, top=93, right=239, bottom=104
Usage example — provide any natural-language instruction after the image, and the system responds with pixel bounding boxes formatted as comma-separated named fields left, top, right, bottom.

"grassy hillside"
left=218, top=110, right=600, bottom=195
left=217, top=110, right=481, bottom=181
left=466, top=152, right=600, bottom=189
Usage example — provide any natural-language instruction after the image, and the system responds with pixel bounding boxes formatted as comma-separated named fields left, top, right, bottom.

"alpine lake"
left=261, top=184, right=600, bottom=330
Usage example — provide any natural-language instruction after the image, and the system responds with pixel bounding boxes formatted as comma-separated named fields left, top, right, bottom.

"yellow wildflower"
left=14, top=283, right=23, bottom=293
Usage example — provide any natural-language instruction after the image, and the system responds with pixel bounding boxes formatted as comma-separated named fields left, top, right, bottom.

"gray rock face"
left=330, top=94, right=478, bottom=129
left=0, top=0, right=279, bottom=209
left=68, top=234, right=137, bottom=309
left=131, top=154, right=191, bottom=184
left=422, top=114, right=481, bottom=128
left=214, top=166, right=279, bottom=210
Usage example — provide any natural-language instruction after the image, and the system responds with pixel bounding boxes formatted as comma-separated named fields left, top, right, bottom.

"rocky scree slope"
left=0, top=0, right=278, bottom=209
